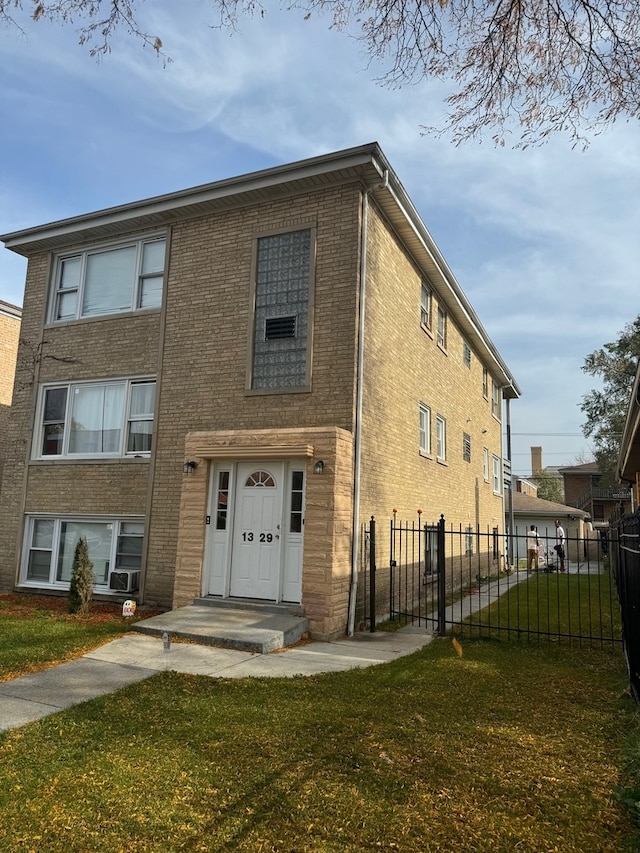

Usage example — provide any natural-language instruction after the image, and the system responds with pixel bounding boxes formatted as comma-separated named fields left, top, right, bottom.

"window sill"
left=419, top=451, right=433, bottom=460
left=437, top=343, right=448, bottom=355
left=421, top=323, right=434, bottom=340
left=44, top=306, right=161, bottom=329
left=245, top=385, right=312, bottom=396
left=30, top=456, right=151, bottom=465
left=436, top=458, right=448, bottom=467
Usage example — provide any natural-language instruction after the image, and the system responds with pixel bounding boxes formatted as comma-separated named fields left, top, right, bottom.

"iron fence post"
left=369, top=516, right=376, bottom=633
left=437, top=514, right=446, bottom=635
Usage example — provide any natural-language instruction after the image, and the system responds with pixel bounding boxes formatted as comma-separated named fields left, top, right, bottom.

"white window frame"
left=483, top=447, right=489, bottom=481
left=465, top=525, right=474, bottom=556
left=34, top=377, right=156, bottom=460
left=420, top=283, right=432, bottom=329
left=419, top=403, right=431, bottom=454
left=21, top=515, right=145, bottom=591
left=492, top=455, right=502, bottom=494
left=49, top=234, right=166, bottom=323
left=491, top=379, right=502, bottom=420
left=437, top=307, right=447, bottom=349
left=436, top=414, right=447, bottom=462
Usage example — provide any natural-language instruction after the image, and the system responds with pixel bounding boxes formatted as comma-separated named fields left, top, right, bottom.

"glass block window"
left=252, top=230, right=311, bottom=389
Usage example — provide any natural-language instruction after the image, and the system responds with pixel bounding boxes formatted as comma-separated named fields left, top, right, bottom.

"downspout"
left=347, top=169, right=389, bottom=636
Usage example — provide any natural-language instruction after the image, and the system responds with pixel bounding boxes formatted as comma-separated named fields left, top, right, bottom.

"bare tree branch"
left=2, top=0, right=639, bottom=145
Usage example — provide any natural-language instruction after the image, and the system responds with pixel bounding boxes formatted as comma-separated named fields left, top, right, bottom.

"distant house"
left=617, top=360, right=640, bottom=509
left=508, top=492, right=591, bottom=564
left=514, top=476, right=538, bottom=497
left=0, top=300, right=21, bottom=487
left=0, top=143, right=520, bottom=638
left=560, top=461, right=631, bottom=527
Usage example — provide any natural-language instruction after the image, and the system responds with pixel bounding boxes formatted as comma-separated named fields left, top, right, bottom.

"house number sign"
left=242, top=532, right=275, bottom=542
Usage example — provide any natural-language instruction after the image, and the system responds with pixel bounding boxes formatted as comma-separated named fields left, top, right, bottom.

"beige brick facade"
left=0, top=144, right=519, bottom=638
left=0, top=300, right=21, bottom=487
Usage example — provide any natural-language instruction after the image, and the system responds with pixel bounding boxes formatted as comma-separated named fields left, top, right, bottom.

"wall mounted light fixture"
left=313, top=460, right=325, bottom=475
left=183, top=460, right=198, bottom=475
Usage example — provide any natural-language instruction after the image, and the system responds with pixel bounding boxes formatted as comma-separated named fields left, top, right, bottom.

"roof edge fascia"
left=0, top=143, right=383, bottom=250
left=617, top=359, right=640, bottom=482
left=376, top=168, right=521, bottom=399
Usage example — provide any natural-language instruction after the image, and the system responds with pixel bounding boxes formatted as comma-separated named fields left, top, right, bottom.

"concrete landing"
left=132, top=604, right=309, bottom=653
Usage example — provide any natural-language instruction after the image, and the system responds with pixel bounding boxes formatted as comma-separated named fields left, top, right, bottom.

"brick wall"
left=358, top=203, right=505, bottom=562
left=0, top=302, right=21, bottom=487
left=0, top=176, right=511, bottom=631
left=143, top=185, right=362, bottom=607
left=0, top=246, right=161, bottom=590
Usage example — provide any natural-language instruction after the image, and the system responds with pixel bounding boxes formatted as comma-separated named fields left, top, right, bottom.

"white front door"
left=229, top=463, right=283, bottom=599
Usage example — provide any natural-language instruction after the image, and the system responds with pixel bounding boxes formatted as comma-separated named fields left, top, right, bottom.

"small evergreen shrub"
left=68, top=536, right=94, bottom=616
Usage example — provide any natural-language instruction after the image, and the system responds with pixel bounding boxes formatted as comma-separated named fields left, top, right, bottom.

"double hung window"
left=24, top=516, right=144, bottom=588
left=419, top=403, right=431, bottom=454
left=37, top=379, right=156, bottom=459
left=493, top=455, right=502, bottom=494
left=436, top=415, right=447, bottom=461
left=491, top=379, right=502, bottom=420
left=52, top=236, right=166, bottom=322
left=420, top=283, right=432, bottom=329
left=437, top=307, right=447, bottom=349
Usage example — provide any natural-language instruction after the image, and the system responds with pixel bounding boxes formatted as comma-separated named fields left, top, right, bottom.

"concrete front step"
left=193, top=596, right=304, bottom=617
left=132, top=604, right=310, bottom=654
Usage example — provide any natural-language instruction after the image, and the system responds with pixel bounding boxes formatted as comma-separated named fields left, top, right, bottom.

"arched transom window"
left=244, top=470, right=276, bottom=487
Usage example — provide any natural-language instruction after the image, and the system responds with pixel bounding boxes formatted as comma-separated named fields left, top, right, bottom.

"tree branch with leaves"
left=581, top=316, right=640, bottom=485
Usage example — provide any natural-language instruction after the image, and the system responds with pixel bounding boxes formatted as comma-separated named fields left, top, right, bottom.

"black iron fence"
left=610, top=508, right=640, bottom=703
left=360, top=515, right=622, bottom=650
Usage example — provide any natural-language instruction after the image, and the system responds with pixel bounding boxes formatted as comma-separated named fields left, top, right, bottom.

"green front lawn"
left=465, top=571, right=622, bottom=642
left=0, top=593, right=150, bottom=681
left=1, top=596, right=638, bottom=852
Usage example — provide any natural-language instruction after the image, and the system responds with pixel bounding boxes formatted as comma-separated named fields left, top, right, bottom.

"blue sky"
left=1, top=2, right=639, bottom=478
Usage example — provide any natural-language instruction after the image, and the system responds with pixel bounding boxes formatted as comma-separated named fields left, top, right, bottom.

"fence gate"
left=366, top=514, right=622, bottom=650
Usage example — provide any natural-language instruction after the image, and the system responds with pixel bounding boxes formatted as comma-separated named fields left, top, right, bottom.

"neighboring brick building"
left=560, top=461, right=631, bottom=527
left=0, top=299, right=22, bottom=486
left=0, top=144, right=520, bottom=638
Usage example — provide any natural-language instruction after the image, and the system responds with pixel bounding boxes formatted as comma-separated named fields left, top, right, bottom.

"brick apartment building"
left=0, top=299, right=22, bottom=485
left=0, top=144, right=519, bottom=638
left=560, top=461, right=631, bottom=527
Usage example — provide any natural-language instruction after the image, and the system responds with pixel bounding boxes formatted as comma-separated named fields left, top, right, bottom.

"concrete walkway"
left=0, top=620, right=432, bottom=733
left=1, top=564, right=575, bottom=734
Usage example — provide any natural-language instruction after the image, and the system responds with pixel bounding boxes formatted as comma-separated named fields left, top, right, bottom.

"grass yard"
left=1, top=593, right=639, bottom=852
left=464, top=571, right=622, bottom=644
left=0, top=593, right=158, bottom=682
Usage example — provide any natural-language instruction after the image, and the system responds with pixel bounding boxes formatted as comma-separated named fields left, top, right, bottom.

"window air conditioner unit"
left=109, top=570, right=140, bottom=592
